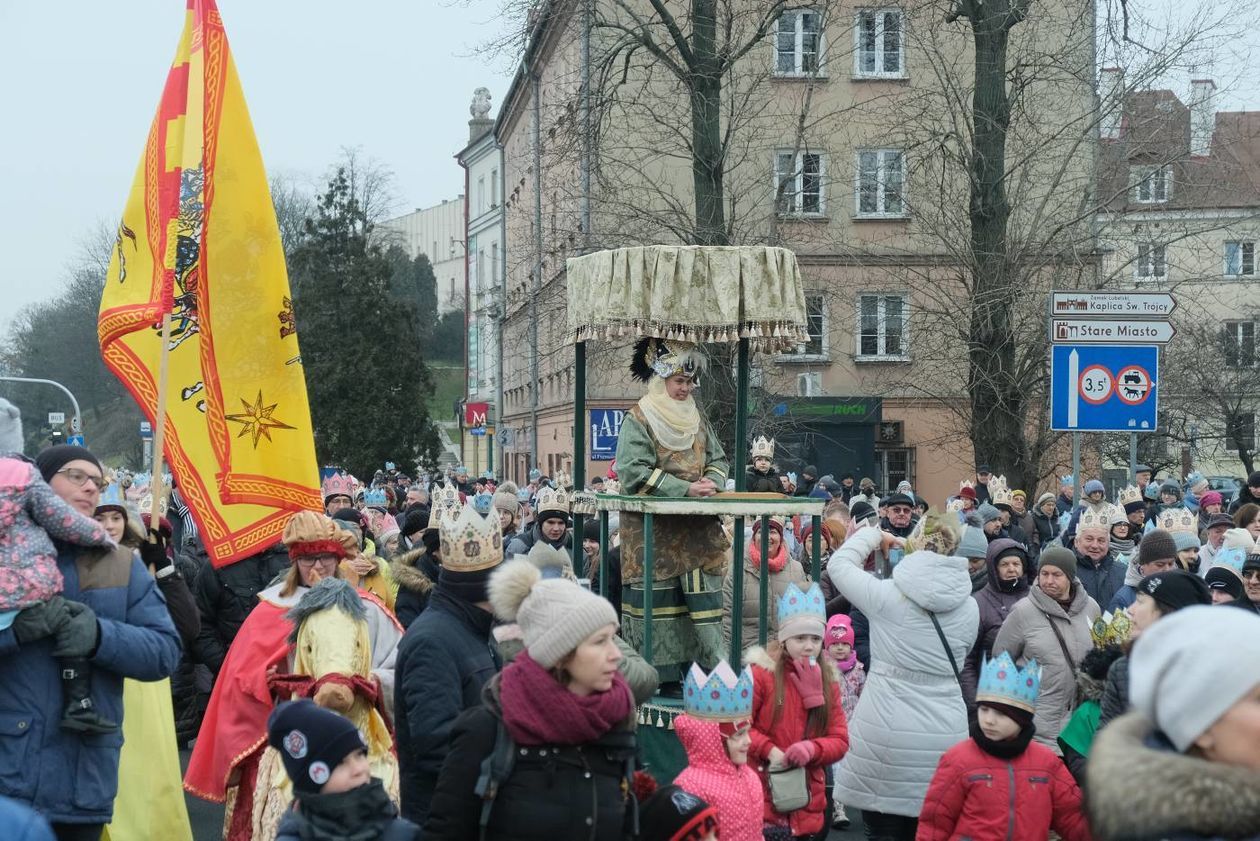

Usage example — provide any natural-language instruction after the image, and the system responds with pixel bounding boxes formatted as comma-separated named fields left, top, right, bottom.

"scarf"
left=834, top=652, right=858, bottom=673
left=750, top=538, right=788, bottom=574
left=636, top=377, right=700, bottom=452
left=970, top=718, right=1036, bottom=760
left=286, top=779, right=399, bottom=841
left=499, top=652, right=634, bottom=745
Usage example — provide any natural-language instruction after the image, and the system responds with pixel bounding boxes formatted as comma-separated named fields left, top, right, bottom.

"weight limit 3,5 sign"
left=1051, top=344, right=1159, bottom=432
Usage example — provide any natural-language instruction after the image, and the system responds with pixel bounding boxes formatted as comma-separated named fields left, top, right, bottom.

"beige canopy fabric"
left=565, top=245, right=809, bottom=351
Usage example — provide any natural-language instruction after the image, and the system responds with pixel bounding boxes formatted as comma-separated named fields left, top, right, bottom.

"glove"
left=783, top=741, right=817, bottom=768
left=52, top=600, right=100, bottom=658
left=12, top=597, right=71, bottom=644
left=139, top=528, right=172, bottom=572
left=788, top=658, right=825, bottom=709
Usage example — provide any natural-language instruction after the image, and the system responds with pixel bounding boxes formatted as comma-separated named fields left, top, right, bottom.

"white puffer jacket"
left=826, top=528, right=978, bottom=818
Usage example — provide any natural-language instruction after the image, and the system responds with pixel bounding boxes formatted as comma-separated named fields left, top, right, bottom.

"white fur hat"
left=0, top=398, right=23, bottom=454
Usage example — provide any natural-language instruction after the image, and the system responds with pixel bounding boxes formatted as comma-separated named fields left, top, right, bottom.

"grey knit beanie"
left=1129, top=605, right=1260, bottom=751
left=488, top=559, right=617, bottom=667
left=958, top=525, right=989, bottom=560
left=1038, top=546, right=1078, bottom=580
left=978, top=503, right=1003, bottom=525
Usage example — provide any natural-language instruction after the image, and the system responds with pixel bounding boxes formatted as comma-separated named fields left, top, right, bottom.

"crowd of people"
left=2, top=363, right=1260, bottom=841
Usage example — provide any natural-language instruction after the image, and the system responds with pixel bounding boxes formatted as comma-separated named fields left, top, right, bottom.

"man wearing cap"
left=1242, top=554, right=1260, bottom=611
left=1107, top=529, right=1179, bottom=612
left=1134, top=465, right=1153, bottom=496
left=1198, top=513, right=1234, bottom=574
left=0, top=444, right=181, bottom=838
left=1228, top=470, right=1260, bottom=515
left=879, top=492, right=918, bottom=538
left=974, top=465, right=993, bottom=505
left=1055, top=475, right=1076, bottom=516
left=1205, top=566, right=1252, bottom=609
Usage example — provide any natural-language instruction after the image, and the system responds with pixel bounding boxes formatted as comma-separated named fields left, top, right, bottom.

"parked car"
left=1208, top=475, right=1243, bottom=507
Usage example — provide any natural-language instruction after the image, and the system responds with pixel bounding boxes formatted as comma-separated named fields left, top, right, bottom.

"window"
left=875, top=447, right=914, bottom=490
left=1133, top=166, right=1172, bottom=203
left=491, top=242, right=499, bottom=288
left=478, top=176, right=485, bottom=214
left=857, top=293, right=908, bottom=359
left=1224, top=321, right=1257, bottom=367
left=855, top=150, right=905, bottom=217
left=855, top=9, right=904, bottom=77
left=491, top=168, right=499, bottom=207
left=775, top=150, right=826, bottom=215
left=1135, top=243, right=1167, bottom=279
left=1225, top=241, right=1255, bottom=276
left=774, top=9, right=822, bottom=75
left=786, top=295, right=827, bottom=356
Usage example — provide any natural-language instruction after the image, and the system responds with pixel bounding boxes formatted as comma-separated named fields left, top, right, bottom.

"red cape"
left=184, top=599, right=292, bottom=802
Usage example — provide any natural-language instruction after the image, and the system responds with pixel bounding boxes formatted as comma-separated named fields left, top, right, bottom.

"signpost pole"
left=1130, top=433, right=1138, bottom=484
left=1072, top=433, right=1081, bottom=508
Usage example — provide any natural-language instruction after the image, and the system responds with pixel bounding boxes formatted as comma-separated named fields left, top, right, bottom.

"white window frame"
left=773, top=9, right=824, bottom=77
left=854, top=149, right=906, bottom=218
left=854, top=8, right=906, bottom=79
left=1133, top=166, right=1172, bottom=204
left=490, top=168, right=499, bottom=208
left=783, top=294, right=828, bottom=358
left=855, top=293, right=910, bottom=361
left=1135, top=242, right=1167, bottom=280
left=774, top=149, right=827, bottom=216
left=1224, top=321, right=1257, bottom=368
left=1224, top=240, right=1255, bottom=277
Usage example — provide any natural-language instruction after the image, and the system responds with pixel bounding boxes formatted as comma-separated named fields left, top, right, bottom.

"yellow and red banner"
left=99, top=0, right=319, bottom=567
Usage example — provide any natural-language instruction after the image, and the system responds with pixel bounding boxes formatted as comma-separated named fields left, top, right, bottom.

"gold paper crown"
left=601, top=479, right=621, bottom=495
left=990, top=475, right=1012, bottom=507
left=439, top=503, right=504, bottom=572
left=750, top=436, right=775, bottom=459
left=535, top=485, right=572, bottom=516
left=1090, top=611, right=1132, bottom=648
left=1117, top=485, right=1142, bottom=507
left=1157, top=507, right=1197, bottom=533
left=945, top=498, right=965, bottom=513
left=427, top=483, right=463, bottom=529
left=959, top=479, right=975, bottom=492
left=1078, top=503, right=1118, bottom=532
left=553, top=470, right=573, bottom=491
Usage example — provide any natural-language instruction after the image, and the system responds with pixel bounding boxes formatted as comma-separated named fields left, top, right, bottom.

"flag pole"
left=148, top=312, right=174, bottom=549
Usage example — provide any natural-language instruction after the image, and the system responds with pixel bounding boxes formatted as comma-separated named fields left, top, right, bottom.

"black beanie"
left=419, top=528, right=441, bottom=557
left=1248, top=471, right=1260, bottom=487
left=639, top=785, right=718, bottom=841
left=1136, top=529, right=1178, bottom=569
left=34, top=444, right=102, bottom=483
left=267, top=700, right=366, bottom=794
left=582, top=518, right=601, bottom=542
left=1206, top=567, right=1246, bottom=602
left=1138, top=569, right=1211, bottom=613
left=848, top=501, right=876, bottom=524
left=979, top=700, right=1035, bottom=729
left=401, top=507, right=428, bottom=539
left=437, top=567, right=494, bottom=604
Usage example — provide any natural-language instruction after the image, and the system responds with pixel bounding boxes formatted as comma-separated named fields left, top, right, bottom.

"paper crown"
left=472, top=491, right=495, bottom=515
left=989, top=475, right=1012, bottom=507
left=536, top=485, right=572, bottom=516
left=683, top=660, right=754, bottom=722
left=98, top=482, right=126, bottom=509
left=363, top=487, right=388, bottom=508
left=945, top=498, right=965, bottom=513
left=1157, top=507, right=1196, bottom=533
left=1090, top=610, right=1132, bottom=648
left=777, top=582, right=826, bottom=627
left=976, top=651, right=1041, bottom=713
left=630, top=337, right=707, bottom=382
left=1215, top=546, right=1247, bottom=574
left=1078, top=503, right=1118, bottom=532
left=1117, top=485, right=1142, bottom=507
left=1060, top=475, right=1075, bottom=486
left=427, top=483, right=463, bottom=529
left=552, top=470, right=573, bottom=491
left=750, top=436, right=774, bottom=459
left=439, top=503, right=504, bottom=572
left=321, top=471, right=355, bottom=502
left=601, top=478, right=622, bottom=495
left=959, top=479, right=975, bottom=492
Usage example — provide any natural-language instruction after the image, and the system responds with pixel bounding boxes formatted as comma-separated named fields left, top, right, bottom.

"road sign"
left=1051, top=291, right=1176, bottom=318
left=1051, top=344, right=1159, bottom=432
left=66, top=434, right=85, bottom=447
left=139, top=421, right=153, bottom=439
left=498, top=428, right=516, bottom=448
left=469, top=427, right=486, bottom=437
left=1051, top=318, right=1175, bottom=345
left=47, top=412, right=65, bottom=425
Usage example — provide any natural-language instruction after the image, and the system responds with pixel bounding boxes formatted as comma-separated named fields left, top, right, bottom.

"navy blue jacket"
left=0, top=544, right=181, bottom=824
left=1075, top=550, right=1126, bottom=612
left=393, top=588, right=501, bottom=825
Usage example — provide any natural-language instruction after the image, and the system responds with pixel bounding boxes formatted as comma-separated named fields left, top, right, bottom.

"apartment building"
left=491, top=0, right=1097, bottom=503
left=379, top=197, right=467, bottom=314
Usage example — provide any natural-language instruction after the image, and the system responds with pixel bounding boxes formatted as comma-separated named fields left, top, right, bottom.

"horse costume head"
left=283, top=579, right=373, bottom=714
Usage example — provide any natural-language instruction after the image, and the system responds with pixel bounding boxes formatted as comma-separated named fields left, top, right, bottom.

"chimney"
left=1189, top=79, right=1216, bottom=156
left=468, top=87, right=495, bottom=142
left=1099, top=67, right=1124, bottom=140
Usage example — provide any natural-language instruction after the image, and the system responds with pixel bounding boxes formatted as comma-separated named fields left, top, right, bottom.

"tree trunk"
left=690, top=0, right=726, bottom=247
left=965, top=4, right=1029, bottom=490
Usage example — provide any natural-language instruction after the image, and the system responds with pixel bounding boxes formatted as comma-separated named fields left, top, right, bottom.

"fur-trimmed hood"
left=1088, top=712, right=1260, bottom=840
left=391, top=547, right=435, bottom=595
left=742, top=643, right=839, bottom=683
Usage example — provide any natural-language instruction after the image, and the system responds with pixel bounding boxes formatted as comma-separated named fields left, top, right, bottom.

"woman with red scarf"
left=723, top=517, right=810, bottom=651
left=423, top=560, right=638, bottom=841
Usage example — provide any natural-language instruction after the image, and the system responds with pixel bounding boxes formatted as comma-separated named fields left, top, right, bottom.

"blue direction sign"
left=1051, top=344, right=1159, bottom=432
left=590, top=409, right=627, bottom=461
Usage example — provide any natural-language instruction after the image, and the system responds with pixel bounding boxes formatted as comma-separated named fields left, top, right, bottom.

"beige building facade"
left=380, top=198, right=467, bottom=314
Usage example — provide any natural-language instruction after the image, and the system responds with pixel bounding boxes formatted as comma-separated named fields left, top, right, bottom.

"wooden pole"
left=148, top=313, right=174, bottom=540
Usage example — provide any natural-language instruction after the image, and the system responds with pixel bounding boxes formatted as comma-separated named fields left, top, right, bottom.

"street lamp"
left=0, top=376, right=84, bottom=442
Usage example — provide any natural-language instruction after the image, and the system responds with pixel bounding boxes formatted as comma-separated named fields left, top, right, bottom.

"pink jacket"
left=673, top=713, right=765, bottom=841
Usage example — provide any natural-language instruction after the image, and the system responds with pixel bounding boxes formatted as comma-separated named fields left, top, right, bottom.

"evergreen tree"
left=289, top=169, right=439, bottom=476
left=383, top=245, right=439, bottom=346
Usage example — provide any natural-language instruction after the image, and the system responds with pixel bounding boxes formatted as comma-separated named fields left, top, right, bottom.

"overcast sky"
left=0, top=0, right=513, bottom=331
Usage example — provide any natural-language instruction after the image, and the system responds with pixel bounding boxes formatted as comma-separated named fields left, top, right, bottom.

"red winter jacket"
left=673, top=714, right=764, bottom=841
left=748, top=652, right=849, bottom=837
left=916, top=736, right=1092, bottom=841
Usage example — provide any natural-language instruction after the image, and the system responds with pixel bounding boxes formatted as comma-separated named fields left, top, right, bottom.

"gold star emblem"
left=225, top=390, right=296, bottom=448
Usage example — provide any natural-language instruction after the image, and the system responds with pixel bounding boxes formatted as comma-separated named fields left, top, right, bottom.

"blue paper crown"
left=976, top=651, right=1041, bottom=713
left=471, top=491, right=495, bottom=515
left=364, top=488, right=388, bottom=508
left=777, top=582, right=826, bottom=628
left=1216, top=547, right=1246, bottom=573
left=99, top=483, right=125, bottom=509
left=683, top=660, right=754, bottom=722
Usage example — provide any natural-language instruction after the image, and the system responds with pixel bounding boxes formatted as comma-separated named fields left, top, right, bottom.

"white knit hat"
left=0, top=398, right=22, bottom=454
left=488, top=560, right=618, bottom=668
left=1129, top=605, right=1260, bottom=751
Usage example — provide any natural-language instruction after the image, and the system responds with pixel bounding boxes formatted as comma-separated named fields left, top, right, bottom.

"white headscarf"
left=637, top=377, right=700, bottom=452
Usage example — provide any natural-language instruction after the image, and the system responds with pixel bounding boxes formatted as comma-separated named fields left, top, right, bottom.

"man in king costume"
left=615, top=337, right=730, bottom=684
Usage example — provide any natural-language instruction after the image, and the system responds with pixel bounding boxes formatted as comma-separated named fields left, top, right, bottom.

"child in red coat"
left=917, top=652, right=1092, bottom=841
left=748, top=582, right=848, bottom=839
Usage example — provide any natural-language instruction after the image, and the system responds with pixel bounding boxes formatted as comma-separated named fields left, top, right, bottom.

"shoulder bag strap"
left=474, top=719, right=517, bottom=841
left=926, top=610, right=962, bottom=685
left=1043, top=612, right=1080, bottom=680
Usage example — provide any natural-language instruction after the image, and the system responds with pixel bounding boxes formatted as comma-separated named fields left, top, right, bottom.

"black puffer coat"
left=163, top=546, right=205, bottom=747
left=960, top=539, right=1031, bottom=710
left=746, top=467, right=782, bottom=493
left=391, top=547, right=438, bottom=629
left=1098, top=655, right=1130, bottom=731
left=189, top=539, right=291, bottom=675
left=423, top=675, right=636, bottom=841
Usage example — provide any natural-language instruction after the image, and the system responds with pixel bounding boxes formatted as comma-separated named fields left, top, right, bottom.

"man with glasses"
left=879, top=492, right=918, bottom=538
left=0, top=444, right=180, bottom=841
left=1240, top=556, right=1260, bottom=610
